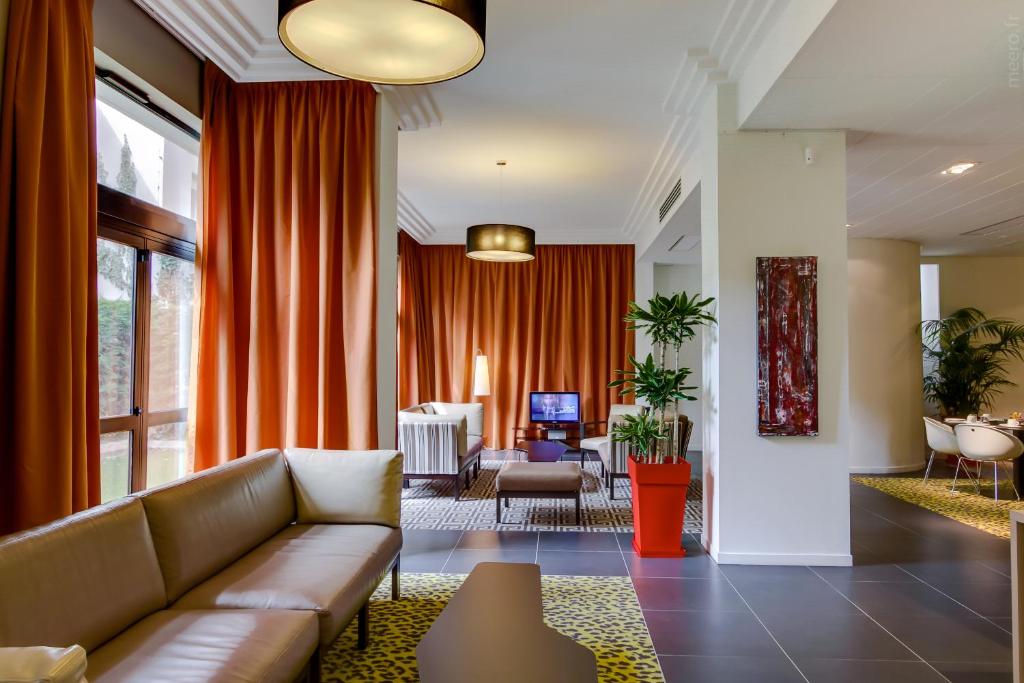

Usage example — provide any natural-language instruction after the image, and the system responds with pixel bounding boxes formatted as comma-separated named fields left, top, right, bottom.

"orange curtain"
left=398, top=231, right=634, bottom=449
left=192, top=64, right=378, bottom=470
left=0, top=0, right=99, bottom=534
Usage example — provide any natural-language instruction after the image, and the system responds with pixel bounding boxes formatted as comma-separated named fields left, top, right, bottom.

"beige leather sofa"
left=0, top=448, right=403, bottom=683
left=398, top=402, right=484, bottom=499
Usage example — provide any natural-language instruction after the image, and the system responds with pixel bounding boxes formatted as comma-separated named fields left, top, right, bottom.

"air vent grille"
left=960, top=214, right=1024, bottom=240
left=659, top=178, right=682, bottom=223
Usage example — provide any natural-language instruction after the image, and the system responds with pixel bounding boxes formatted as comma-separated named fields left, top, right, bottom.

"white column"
left=848, top=239, right=924, bottom=473
left=634, top=261, right=655, bottom=367
left=375, top=96, right=398, bottom=449
left=701, top=83, right=851, bottom=566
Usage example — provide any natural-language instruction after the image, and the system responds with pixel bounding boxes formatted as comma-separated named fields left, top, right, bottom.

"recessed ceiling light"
left=845, top=224, right=852, bottom=228
left=941, top=162, right=978, bottom=176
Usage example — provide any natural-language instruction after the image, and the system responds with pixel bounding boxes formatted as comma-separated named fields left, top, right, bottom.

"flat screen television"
left=529, top=391, right=581, bottom=423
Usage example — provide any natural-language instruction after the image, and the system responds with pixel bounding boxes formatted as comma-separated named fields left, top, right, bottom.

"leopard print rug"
left=854, top=475, right=1024, bottom=539
left=322, top=573, right=663, bottom=682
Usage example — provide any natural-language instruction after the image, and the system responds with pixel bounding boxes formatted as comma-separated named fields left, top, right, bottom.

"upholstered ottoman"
left=495, top=462, right=583, bottom=525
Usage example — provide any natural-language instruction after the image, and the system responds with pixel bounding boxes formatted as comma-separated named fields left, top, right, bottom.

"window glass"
left=95, top=84, right=199, bottom=219
left=97, top=238, right=135, bottom=418
left=147, top=422, right=188, bottom=489
left=148, top=251, right=194, bottom=412
left=100, top=431, right=131, bottom=503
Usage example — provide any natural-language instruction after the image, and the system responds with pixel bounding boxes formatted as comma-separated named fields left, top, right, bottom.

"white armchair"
left=580, top=404, right=644, bottom=499
left=398, top=402, right=484, bottom=500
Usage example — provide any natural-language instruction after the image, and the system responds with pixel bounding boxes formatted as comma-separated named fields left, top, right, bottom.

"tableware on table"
left=1008, top=419, right=1022, bottom=428
left=945, top=417, right=966, bottom=424
left=967, top=414, right=978, bottom=423
left=982, top=413, right=992, bottom=422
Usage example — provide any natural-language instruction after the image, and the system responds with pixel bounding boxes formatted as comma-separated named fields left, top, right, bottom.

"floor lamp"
left=473, top=351, right=490, bottom=451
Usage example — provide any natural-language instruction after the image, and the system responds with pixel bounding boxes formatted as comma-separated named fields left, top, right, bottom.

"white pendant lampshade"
left=472, top=353, right=490, bottom=397
left=278, top=0, right=487, bottom=85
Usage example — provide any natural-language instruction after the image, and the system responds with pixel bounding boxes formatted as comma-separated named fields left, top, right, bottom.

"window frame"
left=98, top=184, right=196, bottom=493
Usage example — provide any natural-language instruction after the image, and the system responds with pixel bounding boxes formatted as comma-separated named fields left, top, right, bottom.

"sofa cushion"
left=430, top=402, right=484, bottom=436
left=138, top=449, right=296, bottom=601
left=172, top=524, right=402, bottom=645
left=579, top=436, right=608, bottom=452
left=86, top=609, right=317, bottom=683
left=285, top=448, right=403, bottom=527
left=0, top=498, right=166, bottom=651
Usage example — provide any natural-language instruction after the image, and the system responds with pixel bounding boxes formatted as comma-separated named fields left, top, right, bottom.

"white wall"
left=848, top=239, right=925, bottom=473
left=922, top=256, right=1024, bottom=418
left=701, top=83, right=851, bottom=566
left=634, top=262, right=655, bottom=368
left=654, top=264, right=703, bottom=452
left=375, top=96, right=398, bottom=449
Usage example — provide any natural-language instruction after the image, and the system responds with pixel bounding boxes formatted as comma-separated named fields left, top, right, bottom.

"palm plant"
left=611, top=411, right=666, bottom=459
left=921, top=307, right=1024, bottom=417
left=611, top=292, right=716, bottom=463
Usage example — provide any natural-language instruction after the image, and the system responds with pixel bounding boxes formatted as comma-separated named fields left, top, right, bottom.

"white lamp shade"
left=473, top=354, right=490, bottom=396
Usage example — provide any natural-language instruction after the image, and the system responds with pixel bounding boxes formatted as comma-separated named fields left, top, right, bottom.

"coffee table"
left=416, top=562, right=597, bottom=682
left=520, top=440, right=569, bottom=462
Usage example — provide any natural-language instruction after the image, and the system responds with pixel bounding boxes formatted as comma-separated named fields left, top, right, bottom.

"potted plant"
left=609, top=292, right=715, bottom=557
left=921, top=307, right=1024, bottom=417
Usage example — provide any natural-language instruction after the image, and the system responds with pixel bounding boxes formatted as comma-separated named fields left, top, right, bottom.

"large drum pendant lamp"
left=466, top=224, right=535, bottom=262
left=278, top=0, right=487, bottom=85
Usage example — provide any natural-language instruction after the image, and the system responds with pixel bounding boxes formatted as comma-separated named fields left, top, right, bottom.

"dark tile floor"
left=399, top=466, right=1012, bottom=682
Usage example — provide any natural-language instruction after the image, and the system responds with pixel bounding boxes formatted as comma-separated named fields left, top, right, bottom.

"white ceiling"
left=745, top=0, right=1024, bottom=256
left=136, top=0, right=788, bottom=245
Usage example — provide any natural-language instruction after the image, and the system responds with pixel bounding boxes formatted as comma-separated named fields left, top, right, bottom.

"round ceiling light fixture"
left=466, top=224, right=536, bottom=262
left=278, top=0, right=487, bottom=85
left=466, top=161, right=535, bottom=262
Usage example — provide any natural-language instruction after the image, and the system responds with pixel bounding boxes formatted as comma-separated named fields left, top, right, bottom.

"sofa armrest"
left=284, top=449, right=404, bottom=528
left=0, top=645, right=87, bottom=683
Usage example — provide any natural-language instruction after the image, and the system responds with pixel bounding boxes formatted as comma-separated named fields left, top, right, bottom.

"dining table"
left=945, top=418, right=1024, bottom=492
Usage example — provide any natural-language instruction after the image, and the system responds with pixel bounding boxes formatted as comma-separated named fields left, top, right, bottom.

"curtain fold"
left=192, top=64, right=378, bottom=470
left=0, top=0, right=100, bottom=534
left=398, top=231, right=634, bottom=449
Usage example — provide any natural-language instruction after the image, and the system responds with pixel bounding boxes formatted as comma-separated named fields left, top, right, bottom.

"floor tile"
left=758, top=610, right=916, bottom=660
left=536, top=550, right=627, bottom=576
left=931, top=660, right=1013, bottom=683
left=441, top=548, right=535, bottom=574
left=399, top=529, right=462, bottom=572
left=897, top=560, right=1010, bottom=585
left=659, top=655, right=804, bottom=683
left=642, top=609, right=783, bottom=657
left=632, top=576, right=747, bottom=612
left=813, top=560, right=922, bottom=583
left=796, top=658, right=946, bottom=683
left=718, top=565, right=818, bottom=580
left=727, top=574, right=860, bottom=614
left=927, top=581, right=1012, bottom=619
left=456, top=530, right=538, bottom=550
left=538, top=530, right=620, bottom=552
left=624, top=551, right=722, bottom=579
left=833, top=580, right=981, bottom=620
left=872, top=614, right=1012, bottom=663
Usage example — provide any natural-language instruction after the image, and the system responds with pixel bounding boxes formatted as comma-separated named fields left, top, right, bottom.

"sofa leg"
left=403, top=478, right=410, bottom=489
left=357, top=602, right=369, bottom=650
left=391, top=557, right=400, bottom=600
left=454, top=474, right=462, bottom=501
left=304, top=647, right=322, bottom=683
left=496, top=494, right=502, bottom=523
left=609, top=476, right=616, bottom=500
left=575, top=493, right=581, bottom=526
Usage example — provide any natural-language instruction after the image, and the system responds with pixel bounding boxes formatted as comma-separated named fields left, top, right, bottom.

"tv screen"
left=529, top=392, right=580, bottom=423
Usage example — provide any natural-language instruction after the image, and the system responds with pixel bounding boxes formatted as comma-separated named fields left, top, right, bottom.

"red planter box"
left=628, top=455, right=692, bottom=558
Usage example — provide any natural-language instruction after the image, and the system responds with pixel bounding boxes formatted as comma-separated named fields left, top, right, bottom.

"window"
left=96, top=75, right=198, bottom=502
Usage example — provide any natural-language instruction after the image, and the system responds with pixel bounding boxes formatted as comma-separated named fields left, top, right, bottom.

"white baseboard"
left=848, top=463, right=924, bottom=474
left=712, top=550, right=853, bottom=567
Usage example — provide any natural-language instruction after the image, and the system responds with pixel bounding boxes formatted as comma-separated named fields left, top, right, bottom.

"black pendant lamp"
left=278, top=0, right=487, bottom=85
left=466, top=161, right=535, bottom=262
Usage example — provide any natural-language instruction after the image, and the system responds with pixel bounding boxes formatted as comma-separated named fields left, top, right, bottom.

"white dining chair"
left=953, top=423, right=1023, bottom=500
left=923, top=417, right=960, bottom=482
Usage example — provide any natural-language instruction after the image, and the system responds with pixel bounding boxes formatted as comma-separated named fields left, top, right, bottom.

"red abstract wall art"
left=756, top=256, right=818, bottom=436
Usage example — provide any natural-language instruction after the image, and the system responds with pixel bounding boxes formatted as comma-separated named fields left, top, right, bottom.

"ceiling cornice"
left=622, top=0, right=788, bottom=239
left=397, top=190, right=436, bottom=242
left=134, top=0, right=443, bottom=131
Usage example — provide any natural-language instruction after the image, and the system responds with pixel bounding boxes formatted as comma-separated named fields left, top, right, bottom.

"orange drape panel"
left=0, top=0, right=99, bottom=534
left=398, top=231, right=634, bottom=449
left=192, top=64, right=378, bottom=470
